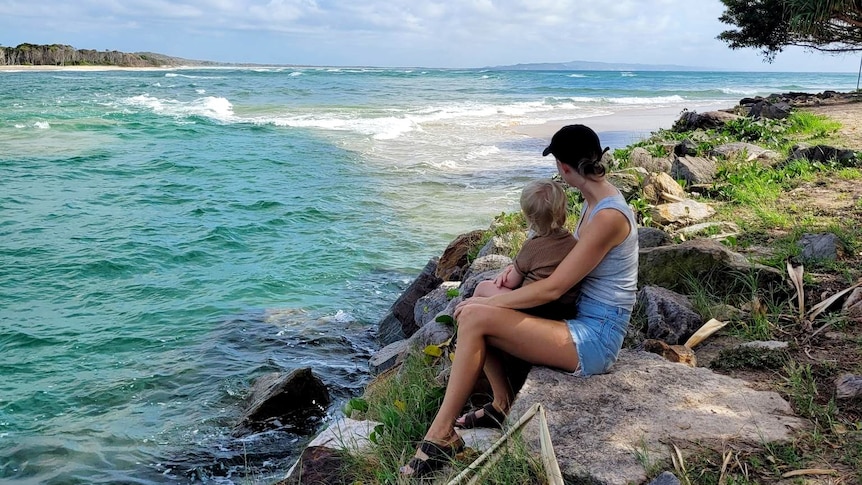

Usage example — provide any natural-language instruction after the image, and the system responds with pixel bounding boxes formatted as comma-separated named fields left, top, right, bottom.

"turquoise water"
left=1, top=68, right=858, bottom=483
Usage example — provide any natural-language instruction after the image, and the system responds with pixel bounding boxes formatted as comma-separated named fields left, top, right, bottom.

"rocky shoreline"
left=238, top=91, right=862, bottom=484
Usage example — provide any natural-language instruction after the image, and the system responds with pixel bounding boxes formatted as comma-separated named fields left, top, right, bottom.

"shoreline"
left=517, top=102, right=732, bottom=146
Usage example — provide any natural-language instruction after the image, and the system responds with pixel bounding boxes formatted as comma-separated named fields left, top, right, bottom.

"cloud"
left=0, top=0, right=856, bottom=70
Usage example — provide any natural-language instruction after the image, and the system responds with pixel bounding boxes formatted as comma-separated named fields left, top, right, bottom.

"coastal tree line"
left=0, top=43, right=182, bottom=67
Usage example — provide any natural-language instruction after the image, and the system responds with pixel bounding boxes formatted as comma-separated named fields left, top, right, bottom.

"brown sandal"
left=399, top=437, right=464, bottom=478
left=454, top=402, right=507, bottom=429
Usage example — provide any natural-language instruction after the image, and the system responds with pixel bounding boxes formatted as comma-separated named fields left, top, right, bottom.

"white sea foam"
left=568, top=74, right=587, bottom=78
left=564, top=95, right=687, bottom=105
left=719, top=87, right=760, bottom=95
left=621, top=72, right=636, bottom=77
left=14, top=124, right=25, bottom=129
left=34, top=121, right=50, bottom=129
left=289, top=72, right=303, bottom=77
left=123, top=94, right=235, bottom=122
left=196, top=89, right=206, bottom=94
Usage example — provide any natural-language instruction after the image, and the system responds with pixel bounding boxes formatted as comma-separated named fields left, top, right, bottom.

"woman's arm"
left=456, top=208, right=630, bottom=313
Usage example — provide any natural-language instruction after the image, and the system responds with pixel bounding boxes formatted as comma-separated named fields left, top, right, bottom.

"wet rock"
left=233, top=368, right=330, bottom=437
left=387, top=257, right=442, bottom=339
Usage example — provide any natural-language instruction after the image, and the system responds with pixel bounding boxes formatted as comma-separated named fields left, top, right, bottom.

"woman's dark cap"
left=541, top=124, right=604, bottom=164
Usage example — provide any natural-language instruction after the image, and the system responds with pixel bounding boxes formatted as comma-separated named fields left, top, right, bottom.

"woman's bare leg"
left=422, top=304, right=578, bottom=443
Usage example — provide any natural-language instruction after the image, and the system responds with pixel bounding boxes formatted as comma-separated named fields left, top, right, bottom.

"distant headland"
left=0, top=43, right=217, bottom=68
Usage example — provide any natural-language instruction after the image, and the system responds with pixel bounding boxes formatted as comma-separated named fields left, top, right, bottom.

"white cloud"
left=0, top=0, right=857, bottom=70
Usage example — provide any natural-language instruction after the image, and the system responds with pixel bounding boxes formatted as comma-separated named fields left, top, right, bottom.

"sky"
left=2, top=0, right=860, bottom=72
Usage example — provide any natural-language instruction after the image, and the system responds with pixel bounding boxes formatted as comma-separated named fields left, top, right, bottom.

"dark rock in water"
left=376, top=310, right=405, bottom=346
left=386, top=257, right=442, bottom=340
left=233, top=368, right=330, bottom=437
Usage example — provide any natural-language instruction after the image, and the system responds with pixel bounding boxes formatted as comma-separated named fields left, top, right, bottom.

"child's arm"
left=495, top=264, right=524, bottom=290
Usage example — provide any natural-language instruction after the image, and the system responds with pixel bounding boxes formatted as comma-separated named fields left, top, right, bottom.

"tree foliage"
left=718, top=0, right=862, bottom=61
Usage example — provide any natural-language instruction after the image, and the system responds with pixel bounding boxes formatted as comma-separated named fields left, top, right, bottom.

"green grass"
left=341, top=350, right=545, bottom=484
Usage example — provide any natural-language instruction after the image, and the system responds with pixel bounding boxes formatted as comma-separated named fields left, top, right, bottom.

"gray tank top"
left=574, top=192, right=639, bottom=311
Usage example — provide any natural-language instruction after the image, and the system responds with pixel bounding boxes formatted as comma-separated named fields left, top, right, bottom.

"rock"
left=629, top=147, right=671, bottom=173
left=408, top=320, right=454, bottom=349
left=638, top=227, right=673, bottom=249
left=739, top=340, right=789, bottom=350
left=673, top=139, right=698, bottom=157
left=642, top=172, right=686, bottom=204
left=649, top=471, right=681, bottom=485
left=798, top=233, right=841, bottom=262
left=671, top=155, right=717, bottom=185
left=650, top=199, right=715, bottom=225
left=305, top=417, right=379, bottom=451
left=835, top=374, right=862, bottom=399
left=436, top=230, right=486, bottom=281
left=376, top=311, right=405, bottom=346
left=388, top=257, right=442, bottom=338
left=638, top=239, right=786, bottom=295
left=638, top=286, right=702, bottom=345
left=749, top=100, right=791, bottom=119
left=233, top=368, right=330, bottom=437
left=674, top=221, right=740, bottom=240
left=461, top=254, right=512, bottom=284
left=460, top=268, right=502, bottom=300
left=643, top=339, right=697, bottom=367
left=608, top=171, right=640, bottom=199
left=278, top=446, right=346, bottom=485
left=673, top=110, right=741, bottom=131
left=509, top=351, right=808, bottom=485
left=476, top=233, right=521, bottom=259
left=710, top=142, right=779, bottom=163
left=414, top=282, right=460, bottom=329
left=788, top=145, right=858, bottom=166
left=369, top=339, right=409, bottom=374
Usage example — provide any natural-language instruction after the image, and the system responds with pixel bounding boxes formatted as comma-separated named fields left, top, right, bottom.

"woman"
left=400, top=124, right=639, bottom=477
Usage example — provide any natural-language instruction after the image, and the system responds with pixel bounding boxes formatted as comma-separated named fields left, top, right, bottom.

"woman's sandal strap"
left=400, top=438, right=464, bottom=477
left=456, top=402, right=506, bottom=429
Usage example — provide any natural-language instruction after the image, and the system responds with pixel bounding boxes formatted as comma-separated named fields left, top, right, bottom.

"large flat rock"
left=509, top=350, right=807, bottom=485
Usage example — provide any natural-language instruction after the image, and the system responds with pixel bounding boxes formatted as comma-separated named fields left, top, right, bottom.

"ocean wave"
left=563, top=95, right=687, bottom=105
left=34, top=121, right=50, bottom=129
left=719, top=87, right=760, bottom=95
left=289, top=72, right=303, bottom=77
left=122, top=94, right=235, bottom=122
left=164, top=73, right=223, bottom=79
left=568, top=74, right=587, bottom=78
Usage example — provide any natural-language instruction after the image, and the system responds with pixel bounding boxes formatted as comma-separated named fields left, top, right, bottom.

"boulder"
left=787, top=145, right=858, bottom=166
left=674, top=221, right=740, bottom=240
left=673, top=110, right=741, bottom=131
left=409, top=320, right=455, bottom=349
left=798, top=233, right=841, bottom=262
left=749, top=100, right=792, bottom=119
left=642, top=172, right=686, bottom=204
left=671, top=156, right=717, bottom=185
left=369, top=339, right=410, bottom=375
left=607, top=171, right=640, bottom=200
left=388, top=257, right=442, bottom=338
left=375, top=311, right=404, bottom=346
left=673, top=139, right=698, bottom=157
left=436, top=230, right=486, bottom=281
left=638, top=239, right=786, bottom=295
left=461, top=254, right=512, bottom=284
left=509, top=351, right=808, bottom=485
left=710, top=142, right=779, bottom=163
left=638, top=227, right=673, bottom=249
left=476, top=233, right=521, bottom=259
left=233, top=368, right=330, bottom=437
left=638, top=286, right=703, bottom=345
left=414, top=282, right=460, bottom=329
left=649, top=199, right=715, bottom=226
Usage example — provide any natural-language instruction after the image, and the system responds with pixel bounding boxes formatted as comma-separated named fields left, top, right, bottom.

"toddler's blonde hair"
left=520, top=179, right=568, bottom=237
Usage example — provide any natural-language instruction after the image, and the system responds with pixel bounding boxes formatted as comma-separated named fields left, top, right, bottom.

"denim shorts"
left=566, top=294, right=632, bottom=376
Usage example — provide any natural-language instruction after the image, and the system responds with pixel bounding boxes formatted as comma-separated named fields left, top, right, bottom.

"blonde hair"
left=520, top=179, right=568, bottom=237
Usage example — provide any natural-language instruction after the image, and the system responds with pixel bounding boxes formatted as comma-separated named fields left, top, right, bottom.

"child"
left=473, top=179, right=579, bottom=320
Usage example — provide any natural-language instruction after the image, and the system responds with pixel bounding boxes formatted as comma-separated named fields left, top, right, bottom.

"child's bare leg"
left=473, top=280, right=513, bottom=298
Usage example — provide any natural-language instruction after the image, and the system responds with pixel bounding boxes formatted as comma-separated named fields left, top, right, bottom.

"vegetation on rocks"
left=0, top=43, right=210, bottom=67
